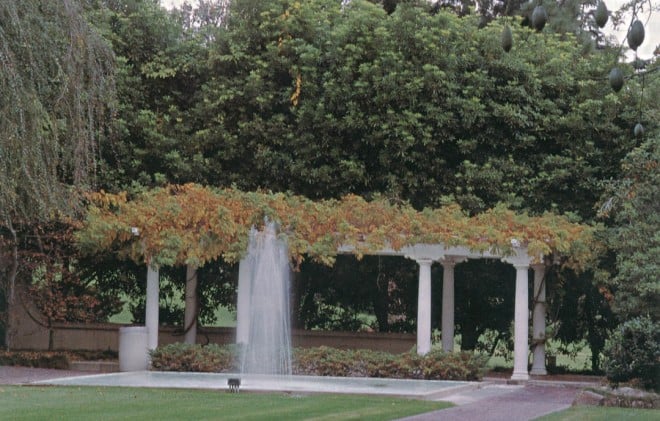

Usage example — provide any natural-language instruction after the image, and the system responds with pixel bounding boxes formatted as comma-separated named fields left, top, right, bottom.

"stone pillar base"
left=511, top=372, right=530, bottom=381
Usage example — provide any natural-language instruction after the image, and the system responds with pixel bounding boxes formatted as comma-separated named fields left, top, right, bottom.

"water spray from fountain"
left=236, top=221, right=293, bottom=375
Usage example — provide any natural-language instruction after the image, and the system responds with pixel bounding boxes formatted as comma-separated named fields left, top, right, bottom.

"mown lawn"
left=536, top=406, right=660, bottom=421
left=0, top=386, right=451, bottom=421
left=109, top=301, right=237, bottom=327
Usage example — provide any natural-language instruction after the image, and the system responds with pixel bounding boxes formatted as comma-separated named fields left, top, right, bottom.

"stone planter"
left=119, top=326, right=149, bottom=372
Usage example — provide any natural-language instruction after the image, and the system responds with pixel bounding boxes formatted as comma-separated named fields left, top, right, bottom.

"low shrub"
left=67, top=350, right=118, bottom=361
left=419, top=348, right=489, bottom=381
left=149, top=344, right=489, bottom=381
left=603, top=316, right=660, bottom=392
left=150, top=343, right=238, bottom=372
left=0, top=351, right=69, bottom=369
left=293, top=347, right=400, bottom=377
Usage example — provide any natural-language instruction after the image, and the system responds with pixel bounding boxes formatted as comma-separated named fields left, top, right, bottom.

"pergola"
left=149, top=240, right=546, bottom=380
left=335, top=243, right=548, bottom=380
left=79, top=184, right=596, bottom=381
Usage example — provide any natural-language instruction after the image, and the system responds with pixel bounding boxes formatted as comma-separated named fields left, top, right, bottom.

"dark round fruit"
left=502, top=25, right=513, bottom=52
left=609, top=67, right=624, bottom=92
left=595, top=2, right=608, bottom=28
left=627, top=21, right=645, bottom=51
left=531, top=6, right=548, bottom=31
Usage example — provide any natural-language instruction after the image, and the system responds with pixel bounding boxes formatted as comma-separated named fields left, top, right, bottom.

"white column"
left=511, top=264, right=530, bottom=381
left=416, top=259, right=433, bottom=355
left=145, top=264, right=159, bottom=351
left=531, top=264, right=547, bottom=375
left=184, top=264, right=198, bottom=344
left=235, top=256, right=252, bottom=345
left=441, top=260, right=456, bottom=352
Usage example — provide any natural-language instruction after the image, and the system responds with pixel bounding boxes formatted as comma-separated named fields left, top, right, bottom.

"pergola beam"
left=145, top=264, right=159, bottom=353
left=531, top=264, right=548, bottom=375
left=440, top=257, right=466, bottom=352
left=415, top=259, right=434, bottom=355
left=511, top=264, right=530, bottom=381
left=236, top=255, right=253, bottom=345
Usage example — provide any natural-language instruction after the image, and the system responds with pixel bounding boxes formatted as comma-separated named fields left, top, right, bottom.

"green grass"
left=486, top=351, right=592, bottom=372
left=107, top=302, right=133, bottom=324
left=535, top=406, right=660, bottom=420
left=109, top=301, right=237, bottom=327
left=0, top=386, right=451, bottom=420
left=485, top=340, right=595, bottom=373
left=213, top=306, right=237, bottom=327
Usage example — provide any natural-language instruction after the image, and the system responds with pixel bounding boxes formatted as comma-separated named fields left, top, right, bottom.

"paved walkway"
left=0, top=366, right=90, bottom=385
left=398, top=382, right=584, bottom=421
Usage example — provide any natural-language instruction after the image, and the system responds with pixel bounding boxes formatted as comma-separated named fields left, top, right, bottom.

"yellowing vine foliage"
left=76, top=184, right=599, bottom=269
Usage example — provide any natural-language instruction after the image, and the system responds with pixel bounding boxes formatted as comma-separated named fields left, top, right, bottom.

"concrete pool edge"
left=34, top=371, right=483, bottom=400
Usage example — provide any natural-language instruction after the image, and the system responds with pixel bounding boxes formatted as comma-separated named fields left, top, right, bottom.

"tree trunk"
left=290, top=271, right=302, bottom=329
left=184, top=264, right=198, bottom=344
left=461, top=317, right=479, bottom=351
left=591, top=348, right=600, bottom=373
left=588, top=328, right=603, bottom=372
left=372, top=279, right=389, bottom=332
left=4, top=223, right=19, bottom=349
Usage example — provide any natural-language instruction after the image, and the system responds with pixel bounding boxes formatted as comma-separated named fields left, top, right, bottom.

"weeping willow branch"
left=0, top=0, right=116, bottom=226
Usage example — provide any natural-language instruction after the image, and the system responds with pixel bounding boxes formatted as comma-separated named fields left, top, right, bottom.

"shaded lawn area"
left=536, top=406, right=660, bottom=420
left=0, top=386, right=451, bottom=420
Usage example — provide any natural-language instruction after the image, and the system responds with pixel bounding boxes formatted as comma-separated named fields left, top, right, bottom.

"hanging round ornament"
left=502, top=25, right=513, bottom=52
left=627, top=21, right=645, bottom=51
left=608, top=67, right=624, bottom=92
left=595, top=2, right=608, bottom=28
left=531, top=6, right=548, bottom=31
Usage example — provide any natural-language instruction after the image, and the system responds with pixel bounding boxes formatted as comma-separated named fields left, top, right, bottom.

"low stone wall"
left=10, top=322, right=416, bottom=354
left=292, top=329, right=415, bottom=354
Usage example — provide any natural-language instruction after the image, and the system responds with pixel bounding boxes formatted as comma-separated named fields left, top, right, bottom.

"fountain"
left=236, top=222, right=292, bottom=375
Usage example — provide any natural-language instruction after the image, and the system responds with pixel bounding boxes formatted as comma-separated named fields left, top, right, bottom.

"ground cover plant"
left=0, top=385, right=451, bottom=421
left=150, top=344, right=489, bottom=381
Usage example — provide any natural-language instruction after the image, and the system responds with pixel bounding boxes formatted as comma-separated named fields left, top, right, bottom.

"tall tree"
left=601, top=133, right=659, bottom=321
left=0, top=0, right=115, bottom=347
left=87, top=0, right=211, bottom=190
left=0, top=0, right=114, bottom=222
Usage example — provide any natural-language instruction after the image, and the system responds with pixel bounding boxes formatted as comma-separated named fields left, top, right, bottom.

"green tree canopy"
left=180, top=0, right=640, bottom=218
left=95, top=0, right=646, bottom=218
left=601, top=134, right=659, bottom=321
